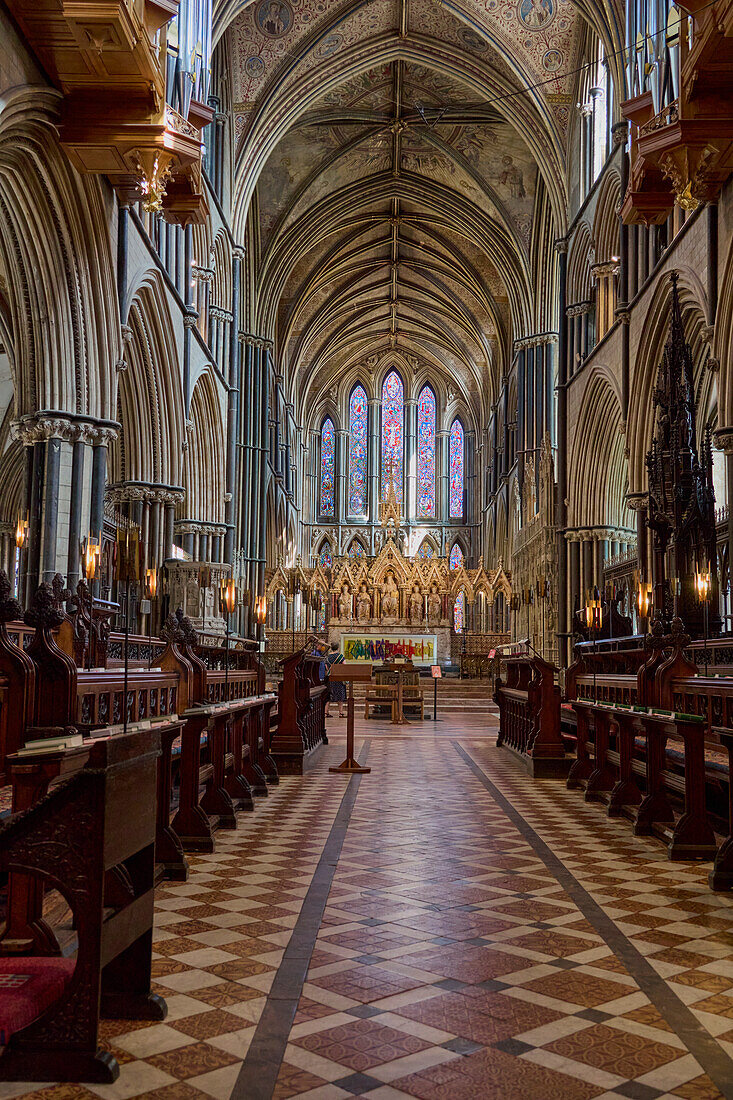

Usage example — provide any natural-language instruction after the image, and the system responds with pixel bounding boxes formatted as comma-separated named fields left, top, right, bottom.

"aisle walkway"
left=6, top=714, right=733, bottom=1099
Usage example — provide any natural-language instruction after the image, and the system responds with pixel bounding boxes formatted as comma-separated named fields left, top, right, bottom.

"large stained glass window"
left=381, top=370, right=404, bottom=503
left=318, top=542, right=332, bottom=570
left=449, top=418, right=464, bottom=519
left=453, top=590, right=465, bottom=633
left=320, top=418, right=335, bottom=517
left=417, top=385, right=436, bottom=518
left=348, top=385, right=368, bottom=516
left=416, top=540, right=435, bottom=559
left=449, top=543, right=464, bottom=570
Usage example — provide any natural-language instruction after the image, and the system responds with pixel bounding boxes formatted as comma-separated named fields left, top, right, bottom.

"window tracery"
left=449, top=419, right=464, bottom=520
left=417, top=385, right=436, bottom=518
left=381, top=370, right=404, bottom=503
left=320, top=418, right=335, bottom=517
left=449, top=543, right=464, bottom=570
left=348, top=385, right=368, bottom=517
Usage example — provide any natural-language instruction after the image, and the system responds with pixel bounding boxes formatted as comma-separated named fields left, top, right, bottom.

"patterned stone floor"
left=4, top=710, right=733, bottom=1099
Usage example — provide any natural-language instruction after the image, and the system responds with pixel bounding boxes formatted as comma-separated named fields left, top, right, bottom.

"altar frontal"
left=340, top=634, right=438, bottom=663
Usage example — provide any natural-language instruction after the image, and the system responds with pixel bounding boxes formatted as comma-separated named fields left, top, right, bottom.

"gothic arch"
left=0, top=87, right=119, bottom=420
left=184, top=371, right=226, bottom=524
left=109, top=273, right=184, bottom=489
left=569, top=367, right=630, bottom=530
left=591, top=170, right=621, bottom=264
left=627, top=269, right=709, bottom=492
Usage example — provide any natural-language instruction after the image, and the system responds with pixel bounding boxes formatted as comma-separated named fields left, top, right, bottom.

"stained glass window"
left=348, top=385, right=368, bottom=516
left=417, top=386, right=436, bottom=518
left=417, top=541, right=435, bottom=559
left=348, top=540, right=365, bottom=560
left=318, top=542, right=332, bottom=570
left=381, top=370, right=404, bottom=503
left=449, top=418, right=464, bottom=519
left=449, top=543, right=464, bottom=570
left=453, top=590, right=465, bottom=633
left=320, top=418, right=335, bottom=517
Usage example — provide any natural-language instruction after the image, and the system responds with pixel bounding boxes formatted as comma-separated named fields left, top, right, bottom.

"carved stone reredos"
left=24, top=583, right=64, bottom=630
left=0, top=569, right=22, bottom=624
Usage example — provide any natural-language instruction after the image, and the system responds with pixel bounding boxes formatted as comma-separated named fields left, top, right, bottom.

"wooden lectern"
left=329, top=662, right=372, bottom=774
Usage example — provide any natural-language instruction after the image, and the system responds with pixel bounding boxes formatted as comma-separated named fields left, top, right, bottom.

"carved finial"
left=51, top=573, right=71, bottom=610
left=0, top=570, right=22, bottom=624
left=175, top=606, right=198, bottom=646
left=24, top=583, right=65, bottom=630
left=160, top=612, right=184, bottom=643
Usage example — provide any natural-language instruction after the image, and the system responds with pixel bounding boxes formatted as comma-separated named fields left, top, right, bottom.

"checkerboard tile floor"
left=3, top=712, right=733, bottom=1099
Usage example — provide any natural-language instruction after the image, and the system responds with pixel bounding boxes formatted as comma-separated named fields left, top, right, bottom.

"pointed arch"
left=449, top=418, right=465, bottom=520
left=320, top=415, right=335, bottom=517
left=184, top=370, right=226, bottom=524
left=417, top=383, right=436, bottom=520
left=348, top=383, right=368, bottom=517
left=449, top=542, right=465, bottom=570
left=381, top=369, right=404, bottom=504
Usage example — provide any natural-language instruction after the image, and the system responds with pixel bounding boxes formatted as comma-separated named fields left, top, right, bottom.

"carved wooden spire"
left=646, top=272, right=719, bottom=635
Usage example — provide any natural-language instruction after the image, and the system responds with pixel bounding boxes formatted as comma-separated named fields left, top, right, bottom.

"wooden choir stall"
left=0, top=570, right=282, bottom=1082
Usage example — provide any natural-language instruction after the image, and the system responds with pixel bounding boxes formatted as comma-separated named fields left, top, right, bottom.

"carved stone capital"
left=192, top=266, right=215, bottom=283
left=625, top=491, right=648, bottom=511
left=714, top=427, right=733, bottom=454
left=612, top=120, right=628, bottom=146
left=183, top=310, right=199, bottom=329
left=210, top=306, right=233, bottom=322
left=554, top=237, right=569, bottom=254
left=591, top=261, right=620, bottom=280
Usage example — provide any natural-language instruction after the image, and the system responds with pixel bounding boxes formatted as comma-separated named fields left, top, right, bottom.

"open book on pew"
left=17, top=732, right=84, bottom=755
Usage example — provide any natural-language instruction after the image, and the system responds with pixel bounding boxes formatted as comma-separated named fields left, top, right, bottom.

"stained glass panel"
left=348, top=385, right=368, bottom=516
left=453, top=590, right=465, bottom=633
left=320, top=418, right=335, bottom=517
left=417, top=541, right=435, bottom=559
left=348, top=540, right=365, bottom=560
left=449, top=543, right=464, bottom=570
left=449, top=418, right=464, bottom=519
left=381, top=370, right=404, bottom=503
left=417, top=386, right=436, bottom=518
left=318, top=542, right=332, bottom=570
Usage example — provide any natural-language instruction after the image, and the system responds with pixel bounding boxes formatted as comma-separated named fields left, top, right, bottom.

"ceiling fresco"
left=220, top=0, right=613, bottom=429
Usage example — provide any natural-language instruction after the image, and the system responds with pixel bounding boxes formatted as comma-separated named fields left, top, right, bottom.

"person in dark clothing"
left=324, top=641, right=346, bottom=718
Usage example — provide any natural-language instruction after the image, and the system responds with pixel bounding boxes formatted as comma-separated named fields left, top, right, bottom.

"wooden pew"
left=568, top=700, right=717, bottom=862
left=0, top=728, right=165, bottom=1084
left=495, top=653, right=567, bottom=777
left=271, top=649, right=328, bottom=774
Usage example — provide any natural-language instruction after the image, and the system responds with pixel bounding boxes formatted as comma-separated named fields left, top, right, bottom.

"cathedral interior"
left=2, top=0, right=733, bottom=1094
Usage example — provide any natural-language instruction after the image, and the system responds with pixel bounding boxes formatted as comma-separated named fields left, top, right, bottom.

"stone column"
left=405, top=397, right=417, bottom=525
left=336, top=430, right=348, bottom=524
left=716, top=429, right=733, bottom=627
left=437, top=429, right=449, bottom=525
left=66, top=427, right=87, bottom=589
left=556, top=237, right=569, bottom=662
left=368, top=397, right=380, bottom=523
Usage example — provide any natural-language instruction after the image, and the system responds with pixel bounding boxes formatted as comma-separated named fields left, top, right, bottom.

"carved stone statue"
left=427, top=584, right=442, bottom=626
left=186, top=575, right=202, bottom=618
left=409, top=584, right=423, bottom=626
left=338, top=584, right=352, bottom=621
left=356, top=583, right=371, bottom=623
left=381, top=572, right=399, bottom=622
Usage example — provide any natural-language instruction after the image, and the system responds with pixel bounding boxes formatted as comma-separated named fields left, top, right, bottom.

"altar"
left=331, top=630, right=449, bottom=665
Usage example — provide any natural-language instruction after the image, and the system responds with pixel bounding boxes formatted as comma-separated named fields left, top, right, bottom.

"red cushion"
left=0, top=957, right=75, bottom=1045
